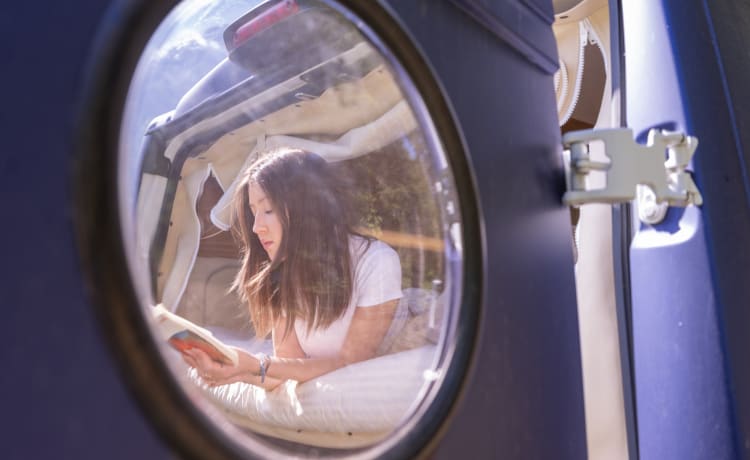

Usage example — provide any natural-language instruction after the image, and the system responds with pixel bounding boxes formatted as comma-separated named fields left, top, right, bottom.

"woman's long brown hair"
left=230, top=148, right=365, bottom=338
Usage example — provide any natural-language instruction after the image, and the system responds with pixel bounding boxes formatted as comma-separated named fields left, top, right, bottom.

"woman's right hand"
left=181, top=348, right=257, bottom=387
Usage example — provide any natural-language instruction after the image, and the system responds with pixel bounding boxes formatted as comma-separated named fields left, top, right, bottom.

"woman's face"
left=248, top=182, right=283, bottom=261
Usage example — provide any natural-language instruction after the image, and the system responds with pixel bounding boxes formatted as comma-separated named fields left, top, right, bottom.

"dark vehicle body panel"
left=3, top=0, right=750, bottom=458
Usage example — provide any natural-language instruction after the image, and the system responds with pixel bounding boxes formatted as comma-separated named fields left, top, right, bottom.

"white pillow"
left=191, top=346, right=436, bottom=442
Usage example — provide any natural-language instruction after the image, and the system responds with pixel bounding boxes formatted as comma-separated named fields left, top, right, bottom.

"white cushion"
left=191, top=345, right=436, bottom=444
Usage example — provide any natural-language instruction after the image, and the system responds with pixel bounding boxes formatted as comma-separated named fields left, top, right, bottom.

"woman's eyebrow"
left=249, top=196, right=267, bottom=207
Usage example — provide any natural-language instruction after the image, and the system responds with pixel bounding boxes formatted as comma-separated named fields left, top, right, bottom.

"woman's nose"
left=252, top=215, right=264, bottom=234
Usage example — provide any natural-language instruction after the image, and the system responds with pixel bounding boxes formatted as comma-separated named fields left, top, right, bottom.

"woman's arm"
left=263, top=299, right=398, bottom=383
left=180, top=316, right=307, bottom=389
left=182, top=299, right=398, bottom=389
left=272, top=318, right=307, bottom=359
left=181, top=348, right=283, bottom=390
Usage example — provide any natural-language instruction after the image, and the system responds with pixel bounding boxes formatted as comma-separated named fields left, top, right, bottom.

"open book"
left=152, top=304, right=239, bottom=366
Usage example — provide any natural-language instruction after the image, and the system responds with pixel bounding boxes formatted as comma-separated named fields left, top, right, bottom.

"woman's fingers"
left=181, top=351, right=198, bottom=368
left=182, top=349, right=254, bottom=388
left=187, top=348, right=238, bottom=382
left=181, top=349, right=211, bottom=374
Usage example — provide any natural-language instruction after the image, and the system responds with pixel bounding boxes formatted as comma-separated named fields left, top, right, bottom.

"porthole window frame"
left=74, top=0, right=484, bottom=458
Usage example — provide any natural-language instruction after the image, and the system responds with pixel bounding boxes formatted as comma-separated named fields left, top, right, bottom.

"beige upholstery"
left=174, top=256, right=252, bottom=334
left=554, top=0, right=608, bottom=24
left=554, top=20, right=583, bottom=123
left=553, top=0, right=609, bottom=124
left=554, top=4, right=628, bottom=459
left=555, top=3, right=630, bottom=459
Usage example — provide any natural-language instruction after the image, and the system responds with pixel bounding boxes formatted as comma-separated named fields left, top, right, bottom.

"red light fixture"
left=231, top=0, right=299, bottom=50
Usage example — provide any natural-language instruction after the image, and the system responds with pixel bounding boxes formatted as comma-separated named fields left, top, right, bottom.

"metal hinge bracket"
left=562, top=128, right=703, bottom=221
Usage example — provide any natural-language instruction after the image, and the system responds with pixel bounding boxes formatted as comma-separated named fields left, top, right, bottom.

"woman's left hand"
left=181, top=348, right=257, bottom=387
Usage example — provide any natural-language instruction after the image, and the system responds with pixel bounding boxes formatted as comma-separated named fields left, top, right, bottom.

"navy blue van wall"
left=1, top=1, right=171, bottom=458
left=623, top=0, right=750, bottom=458
left=385, top=1, right=587, bottom=458
left=1, top=0, right=586, bottom=458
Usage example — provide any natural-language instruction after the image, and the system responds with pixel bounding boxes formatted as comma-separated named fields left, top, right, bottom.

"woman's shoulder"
left=349, top=234, right=400, bottom=267
left=349, top=234, right=396, bottom=256
left=348, top=234, right=402, bottom=305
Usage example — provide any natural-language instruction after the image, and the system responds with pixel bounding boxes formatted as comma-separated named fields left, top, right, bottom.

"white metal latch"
left=562, top=128, right=703, bottom=222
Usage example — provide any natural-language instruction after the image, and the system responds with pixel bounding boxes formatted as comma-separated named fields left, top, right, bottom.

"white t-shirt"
left=294, top=236, right=402, bottom=358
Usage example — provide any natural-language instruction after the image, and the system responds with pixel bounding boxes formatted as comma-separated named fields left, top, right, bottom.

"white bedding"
left=190, top=345, right=436, bottom=446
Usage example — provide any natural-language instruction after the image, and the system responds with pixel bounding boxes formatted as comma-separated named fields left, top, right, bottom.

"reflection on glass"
left=120, top=0, right=463, bottom=454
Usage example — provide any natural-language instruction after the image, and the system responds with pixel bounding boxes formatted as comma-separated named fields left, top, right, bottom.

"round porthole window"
left=77, top=0, right=481, bottom=457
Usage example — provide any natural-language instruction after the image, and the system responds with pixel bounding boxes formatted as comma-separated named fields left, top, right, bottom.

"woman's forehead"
left=247, top=182, right=268, bottom=205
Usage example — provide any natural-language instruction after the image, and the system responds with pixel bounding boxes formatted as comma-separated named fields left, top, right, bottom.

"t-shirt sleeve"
left=354, top=242, right=403, bottom=307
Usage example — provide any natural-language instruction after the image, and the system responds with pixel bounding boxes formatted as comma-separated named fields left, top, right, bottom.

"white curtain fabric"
left=210, top=100, right=417, bottom=231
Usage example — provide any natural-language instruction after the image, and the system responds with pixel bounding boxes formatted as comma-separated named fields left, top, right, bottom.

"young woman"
left=182, top=148, right=402, bottom=389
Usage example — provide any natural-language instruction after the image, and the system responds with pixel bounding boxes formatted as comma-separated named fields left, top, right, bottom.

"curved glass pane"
left=119, top=0, right=465, bottom=455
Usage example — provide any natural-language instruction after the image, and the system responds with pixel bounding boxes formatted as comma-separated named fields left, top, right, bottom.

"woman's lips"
left=262, top=240, right=273, bottom=248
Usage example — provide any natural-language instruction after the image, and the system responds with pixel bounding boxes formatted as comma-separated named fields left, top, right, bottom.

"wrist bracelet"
left=256, top=353, right=271, bottom=383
